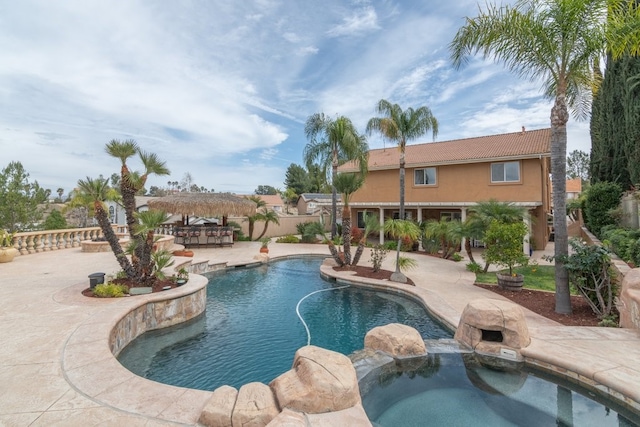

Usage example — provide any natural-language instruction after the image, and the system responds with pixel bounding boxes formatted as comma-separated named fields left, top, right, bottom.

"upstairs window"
left=414, top=168, right=437, bottom=185
left=491, top=161, right=520, bottom=183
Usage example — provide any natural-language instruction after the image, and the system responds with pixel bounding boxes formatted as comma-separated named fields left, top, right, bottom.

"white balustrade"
left=11, top=226, right=113, bottom=256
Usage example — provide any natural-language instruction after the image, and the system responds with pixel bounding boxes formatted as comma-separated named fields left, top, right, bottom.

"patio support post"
left=379, top=207, right=384, bottom=245
left=523, top=212, right=531, bottom=256
left=460, top=208, right=467, bottom=252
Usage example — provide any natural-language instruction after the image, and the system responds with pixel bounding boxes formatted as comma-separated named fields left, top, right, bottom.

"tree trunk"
left=551, top=93, right=571, bottom=314
left=399, top=148, right=405, bottom=220
left=256, top=222, right=270, bottom=241
left=352, top=239, right=366, bottom=266
left=94, top=202, right=135, bottom=278
left=248, top=220, right=255, bottom=241
left=465, top=238, right=475, bottom=263
left=342, top=206, right=351, bottom=265
left=331, top=161, right=338, bottom=239
left=328, top=241, right=344, bottom=267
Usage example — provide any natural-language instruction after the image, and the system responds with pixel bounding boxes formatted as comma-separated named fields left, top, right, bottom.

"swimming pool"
left=118, top=257, right=452, bottom=390
left=360, top=351, right=640, bottom=426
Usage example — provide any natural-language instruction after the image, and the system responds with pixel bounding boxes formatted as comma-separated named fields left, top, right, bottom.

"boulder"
left=270, top=345, right=360, bottom=414
left=455, top=299, right=530, bottom=352
left=199, top=385, right=237, bottom=427
left=265, top=409, right=306, bottom=426
left=364, top=323, right=427, bottom=357
left=232, top=382, right=280, bottom=427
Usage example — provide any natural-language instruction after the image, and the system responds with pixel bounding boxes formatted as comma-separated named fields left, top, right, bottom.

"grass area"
left=475, top=265, right=557, bottom=292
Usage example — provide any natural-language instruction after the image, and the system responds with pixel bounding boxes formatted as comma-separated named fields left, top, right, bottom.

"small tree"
left=0, top=161, right=50, bottom=232
left=43, top=210, right=68, bottom=230
left=482, top=220, right=529, bottom=276
left=384, top=219, right=421, bottom=283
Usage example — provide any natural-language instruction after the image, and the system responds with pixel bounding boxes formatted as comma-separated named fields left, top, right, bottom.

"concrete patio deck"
left=1, top=242, right=639, bottom=425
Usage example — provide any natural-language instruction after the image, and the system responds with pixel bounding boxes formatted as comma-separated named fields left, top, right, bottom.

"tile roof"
left=299, top=193, right=341, bottom=202
left=340, top=128, right=551, bottom=171
left=566, top=178, right=582, bottom=193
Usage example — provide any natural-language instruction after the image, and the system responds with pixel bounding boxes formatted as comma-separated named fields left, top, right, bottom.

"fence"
left=10, top=225, right=128, bottom=256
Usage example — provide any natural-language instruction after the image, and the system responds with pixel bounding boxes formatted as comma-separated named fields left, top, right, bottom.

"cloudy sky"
left=0, top=0, right=591, bottom=195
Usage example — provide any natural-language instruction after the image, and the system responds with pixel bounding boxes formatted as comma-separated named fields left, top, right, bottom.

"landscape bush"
left=276, top=235, right=300, bottom=243
left=584, top=181, right=623, bottom=237
left=93, top=283, right=129, bottom=298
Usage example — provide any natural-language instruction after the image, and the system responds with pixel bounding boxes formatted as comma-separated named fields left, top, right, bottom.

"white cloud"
left=327, top=6, right=380, bottom=37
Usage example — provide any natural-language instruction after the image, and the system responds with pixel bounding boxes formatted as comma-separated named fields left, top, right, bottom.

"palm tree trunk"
left=95, top=203, right=135, bottom=278
left=395, top=239, right=401, bottom=274
left=342, top=207, right=351, bottom=265
left=551, top=93, right=571, bottom=314
left=352, top=239, right=366, bottom=266
left=331, top=161, right=338, bottom=239
left=465, top=238, right=475, bottom=263
left=399, top=150, right=405, bottom=220
left=328, top=241, right=344, bottom=267
left=248, top=220, right=255, bottom=241
left=256, top=223, right=270, bottom=241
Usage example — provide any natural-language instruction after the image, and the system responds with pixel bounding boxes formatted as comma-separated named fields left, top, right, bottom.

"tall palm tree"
left=304, top=114, right=369, bottom=238
left=76, top=177, right=135, bottom=277
left=366, top=99, right=438, bottom=221
left=333, top=172, right=365, bottom=266
left=449, top=0, right=606, bottom=314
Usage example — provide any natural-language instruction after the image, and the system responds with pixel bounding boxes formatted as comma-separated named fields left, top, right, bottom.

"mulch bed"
left=82, top=277, right=178, bottom=298
left=333, top=264, right=601, bottom=327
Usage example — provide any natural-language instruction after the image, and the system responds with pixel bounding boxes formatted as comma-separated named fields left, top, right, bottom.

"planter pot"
left=497, top=273, right=524, bottom=291
left=260, top=247, right=269, bottom=254
left=0, top=247, right=19, bottom=263
left=173, top=250, right=194, bottom=257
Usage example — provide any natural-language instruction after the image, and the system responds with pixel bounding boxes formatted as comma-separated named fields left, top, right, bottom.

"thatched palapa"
left=147, top=192, right=256, bottom=218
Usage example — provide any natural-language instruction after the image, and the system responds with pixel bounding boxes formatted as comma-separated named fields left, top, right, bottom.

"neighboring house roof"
left=340, top=128, right=551, bottom=171
left=255, top=194, right=284, bottom=206
left=297, top=193, right=342, bottom=203
left=566, top=178, right=582, bottom=193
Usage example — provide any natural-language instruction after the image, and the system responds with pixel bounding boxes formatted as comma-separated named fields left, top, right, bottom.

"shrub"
left=369, top=244, right=389, bottom=272
left=556, top=239, right=617, bottom=320
left=482, top=220, right=528, bottom=275
left=400, top=235, right=416, bottom=252
left=43, top=210, right=68, bottom=230
left=350, top=227, right=363, bottom=245
left=466, top=262, right=483, bottom=273
left=421, top=237, right=440, bottom=255
left=276, top=235, right=300, bottom=243
left=451, top=253, right=463, bottom=262
left=93, top=283, right=129, bottom=298
left=383, top=240, right=397, bottom=251
left=584, top=181, right=623, bottom=237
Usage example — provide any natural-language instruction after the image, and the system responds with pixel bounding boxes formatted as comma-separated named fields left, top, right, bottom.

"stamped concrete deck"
left=1, top=242, right=639, bottom=425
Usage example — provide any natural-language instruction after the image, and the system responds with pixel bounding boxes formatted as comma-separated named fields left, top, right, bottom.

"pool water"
left=361, top=352, right=640, bottom=426
left=118, top=257, right=452, bottom=390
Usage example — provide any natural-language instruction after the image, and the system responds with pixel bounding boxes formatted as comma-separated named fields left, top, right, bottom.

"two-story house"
left=339, top=128, right=552, bottom=252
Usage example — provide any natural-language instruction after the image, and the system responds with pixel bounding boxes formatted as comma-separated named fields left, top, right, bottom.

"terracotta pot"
left=172, top=250, right=194, bottom=257
left=260, top=247, right=269, bottom=254
left=0, top=247, right=19, bottom=263
left=496, top=273, right=524, bottom=291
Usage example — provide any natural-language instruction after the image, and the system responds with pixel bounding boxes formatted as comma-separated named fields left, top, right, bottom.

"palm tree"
left=352, top=211, right=381, bottom=266
left=76, top=177, right=135, bottom=277
left=245, top=195, right=266, bottom=240
left=466, top=200, right=525, bottom=272
left=449, top=0, right=607, bottom=314
left=132, top=209, right=170, bottom=284
left=333, top=172, right=365, bottom=266
left=303, top=113, right=369, bottom=238
left=255, top=209, right=280, bottom=241
left=423, top=219, right=462, bottom=260
left=366, top=100, right=438, bottom=221
left=383, top=219, right=421, bottom=283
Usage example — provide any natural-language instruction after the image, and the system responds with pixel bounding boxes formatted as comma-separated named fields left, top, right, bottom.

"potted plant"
left=482, top=220, right=529, bottom=291
left=0, top=229, right=19, bottom=263
left=259, top=237, right=271, bottom=254
left=176, top=267, right=189, bottom=286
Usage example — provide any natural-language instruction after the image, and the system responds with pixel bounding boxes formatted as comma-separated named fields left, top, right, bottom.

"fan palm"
left=303, top=114, right=369, bottom=238
left=449, top=0, right=607, bottom=314
left=423, top=219, right=463, bottom=260
left=333, top=172, right=365, bottom=266
left=383, top=219, right=421, bottom=283
left=245, top=195, right=266, bottom=241
left=76, top=177, right=135, bottom=277
left=366, top=99, right=438, bottom=221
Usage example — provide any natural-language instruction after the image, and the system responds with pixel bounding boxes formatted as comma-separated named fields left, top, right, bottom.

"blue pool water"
left=118, top=257, right=452, bottom=390
left=361, top=352, right=640, bottom=426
